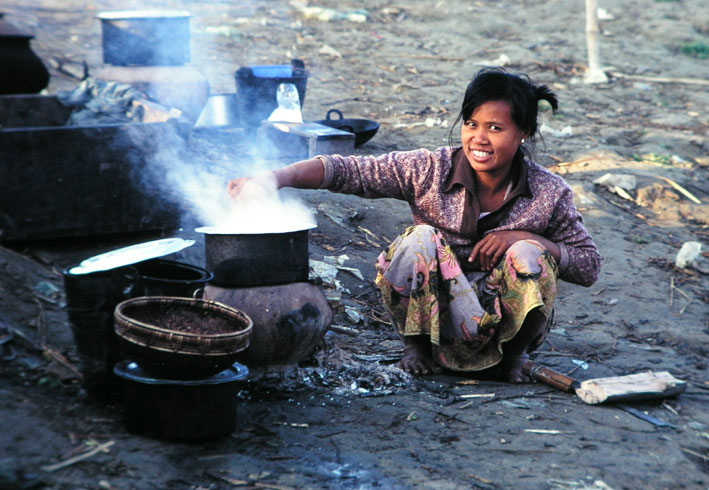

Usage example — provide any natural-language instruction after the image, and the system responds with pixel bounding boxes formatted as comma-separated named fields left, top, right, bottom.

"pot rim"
left=114, top=296, right=253, bottom=341
left=114, top=359, right=249, bottom=385
left=97, top=10, right=191, bottom=20
left=195, top=223, right=316, bottom=235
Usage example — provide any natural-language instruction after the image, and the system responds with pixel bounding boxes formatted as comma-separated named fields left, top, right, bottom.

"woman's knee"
left=505, top=239, right=546, bottom=275
left=396, top=224, right=438, bottom=253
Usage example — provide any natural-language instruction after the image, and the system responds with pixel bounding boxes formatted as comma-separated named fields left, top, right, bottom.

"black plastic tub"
left=114, top=360, right=248, bottom=441
left=62, top=259, right=212, bottom=398
left=235, top=59, right=308, bottom=129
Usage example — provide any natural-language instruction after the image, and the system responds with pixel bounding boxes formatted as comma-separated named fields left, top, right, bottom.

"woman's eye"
left=465, top=121, right=476, bottom=127
left=489, top=125, right=501, bottom=131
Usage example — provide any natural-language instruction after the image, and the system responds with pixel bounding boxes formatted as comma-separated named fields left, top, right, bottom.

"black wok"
left=314, top=109, right=379, bottom=147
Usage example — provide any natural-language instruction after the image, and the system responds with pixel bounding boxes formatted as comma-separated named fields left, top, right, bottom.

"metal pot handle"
left=326, top=109, right=344, bottom=121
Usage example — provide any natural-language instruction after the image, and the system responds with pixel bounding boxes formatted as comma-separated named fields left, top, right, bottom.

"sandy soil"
left=1, top=0, right=708, bottom=489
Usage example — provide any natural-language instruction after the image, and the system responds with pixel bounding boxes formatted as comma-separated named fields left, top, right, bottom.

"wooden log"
left=574, top=371, right=687, bottom=404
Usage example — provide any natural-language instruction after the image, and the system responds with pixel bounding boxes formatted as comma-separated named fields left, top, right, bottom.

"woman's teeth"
left=473, top=150, right=491, bottom=157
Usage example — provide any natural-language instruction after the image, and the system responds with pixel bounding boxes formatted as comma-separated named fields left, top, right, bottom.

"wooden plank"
left=574, top=371, right=687, bottom=404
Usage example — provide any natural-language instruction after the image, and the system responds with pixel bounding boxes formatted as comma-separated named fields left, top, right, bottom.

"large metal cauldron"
left=197, top=225, right=315, bottom=287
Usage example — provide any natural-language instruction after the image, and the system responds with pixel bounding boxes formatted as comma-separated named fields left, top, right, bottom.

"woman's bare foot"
left=500, top=308, right=549, bottom=382
left=398, top=338, right=442, bottom=375
left=500, top=353, right=531, bottom=383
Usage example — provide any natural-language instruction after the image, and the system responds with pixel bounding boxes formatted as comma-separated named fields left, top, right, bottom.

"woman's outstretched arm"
left=227, top=157, right=325, bottom=198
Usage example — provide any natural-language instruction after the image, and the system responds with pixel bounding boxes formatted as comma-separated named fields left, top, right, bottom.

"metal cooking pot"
left=114, top=360, right=248, bottom=441
left=314, top=109, right=379, bottom=147
left=97, top=10, right=191, bottom=66
left=197, top=225, right=315, bottom=287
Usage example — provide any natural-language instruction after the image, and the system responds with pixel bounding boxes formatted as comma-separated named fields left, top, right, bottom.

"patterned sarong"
left=375, top=225, right=557, bottom=371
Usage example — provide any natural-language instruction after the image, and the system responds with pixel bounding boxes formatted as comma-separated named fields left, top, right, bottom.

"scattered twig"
left=524, top=429, right=575, bottom=434
left=482, top=390, right=557, bottom=405
left=662, top=401, right=679, bottom=416
left=566, top=362, right=583, bottom=376
left=41, top=440, right=115, bottom=472
left=681, top=447, right=708, bottom=463
left=658, top=176, right=702, bottom=204
left=670, top=277, right=674, bottom=307
left=483, top=448, right=559, bottom=454
left=329, top=324, right=360, bottom=336
left=456, top=379, right=481, bottom=386
left=468, top=473, right=496, bottom=487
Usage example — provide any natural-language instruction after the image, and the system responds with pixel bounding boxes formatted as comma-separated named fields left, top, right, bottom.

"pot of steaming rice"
left=196, top=224, right=315, bottom=287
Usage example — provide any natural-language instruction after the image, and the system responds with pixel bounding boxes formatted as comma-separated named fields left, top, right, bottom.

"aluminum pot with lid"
left=97, top=10, right=191, bottom=66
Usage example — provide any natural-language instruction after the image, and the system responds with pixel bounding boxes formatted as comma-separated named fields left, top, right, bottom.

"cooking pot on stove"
left=197, top=224, right=315, bottom=287
left=314, top=109, right=379, bottom=147
left=97, top=10, right=191, bottom=66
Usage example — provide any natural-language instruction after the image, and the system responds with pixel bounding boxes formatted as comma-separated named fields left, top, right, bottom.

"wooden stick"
left=41, top=440, right=115, bottom=472
left=670, top=277, right=674, bottom=307
left=609, top=71, right=709, bottom=86
left=680, top=447, right=708, bottom=463
left=658, top=176, right=702, bottom=204
left=328, top=324, right=360, bottom=336
left=584, top=0, right=608, bottom=83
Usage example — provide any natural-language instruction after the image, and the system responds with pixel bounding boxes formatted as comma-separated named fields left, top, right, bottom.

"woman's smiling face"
left=461, top=100, right=526, bottom=178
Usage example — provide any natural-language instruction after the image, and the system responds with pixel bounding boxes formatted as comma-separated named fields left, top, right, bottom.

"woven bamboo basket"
left=114, top=296, right=253, bottom=379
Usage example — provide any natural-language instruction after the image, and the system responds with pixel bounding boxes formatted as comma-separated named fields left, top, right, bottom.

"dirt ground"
left=1, top=0, right=708, bottom=489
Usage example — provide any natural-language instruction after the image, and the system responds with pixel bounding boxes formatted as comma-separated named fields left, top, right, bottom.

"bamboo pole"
left=584, top=0, right=608, bottom=83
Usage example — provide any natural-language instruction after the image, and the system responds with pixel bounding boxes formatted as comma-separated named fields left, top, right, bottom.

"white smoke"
left=189, top=169, right=317, bottom=234
left=157, top=145, right=316, bottom=234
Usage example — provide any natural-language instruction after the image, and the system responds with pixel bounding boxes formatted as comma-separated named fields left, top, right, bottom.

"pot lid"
left=96, top=10, right=191, bottom=20
left=68, top=237, right=195, bottom=275
left=195, top=223, right=316, bottom=235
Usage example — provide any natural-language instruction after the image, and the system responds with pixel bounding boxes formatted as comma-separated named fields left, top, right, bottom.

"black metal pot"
left=314, top=109, right=379, bottom=147
left=114, top=360, right=248, bottom=441
left=197, top=225, right=314, bottom=287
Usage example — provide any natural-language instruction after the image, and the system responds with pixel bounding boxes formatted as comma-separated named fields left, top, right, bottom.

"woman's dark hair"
left=449, top=67, right=558, bottom=154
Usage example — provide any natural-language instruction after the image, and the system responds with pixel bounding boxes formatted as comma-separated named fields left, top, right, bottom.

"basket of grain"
left=114, top=296, right=252, bottom=379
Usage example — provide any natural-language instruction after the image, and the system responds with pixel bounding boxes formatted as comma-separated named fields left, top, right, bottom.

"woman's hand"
left=227, top=177, right=251, bottom=199
left=469, top=230, right=539, bottom=271
left=226, top=173, right=278, bottom=202
left=227, top=158, right=325, bottom=199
